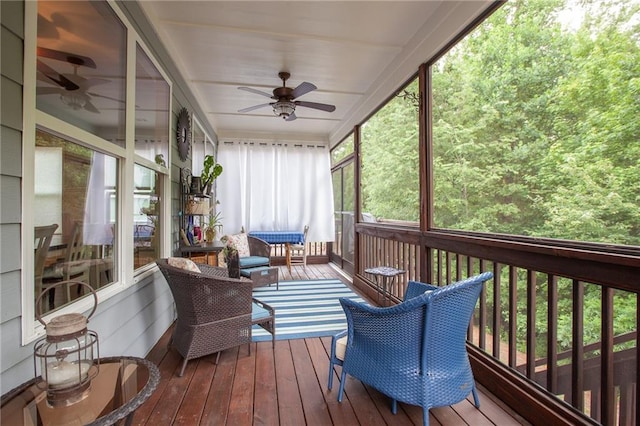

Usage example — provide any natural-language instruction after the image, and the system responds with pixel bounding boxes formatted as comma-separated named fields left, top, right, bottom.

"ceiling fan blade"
left=37, top=47, right=97, bottom=69
left=37, top=59, right=79, bottom=90
left=87, top=92, right=125, bottom=104
left=84, top=100, right=100, bottom=114
left=37, top=87, right=63, bottom=96
left=292, top=82, right=317, bottom=99
left=238, top=103, right=272, bottom=113
left=84, top=78, right=110, bottom=88
left=38, top=14, right=59, bottom=39
left=238, top=87, right=275, bottom=99
left=285, top=112, right=297, bottom=122
left=295, top=100, right=336, bottom=113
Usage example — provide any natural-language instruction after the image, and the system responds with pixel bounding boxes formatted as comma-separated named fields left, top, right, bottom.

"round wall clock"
left=177, top=107, right=191, bottom=161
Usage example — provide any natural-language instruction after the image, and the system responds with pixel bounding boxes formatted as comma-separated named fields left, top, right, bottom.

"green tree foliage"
left=431, top=0, right=639, bottom=246
left=361, top=79, right=420, bottom=222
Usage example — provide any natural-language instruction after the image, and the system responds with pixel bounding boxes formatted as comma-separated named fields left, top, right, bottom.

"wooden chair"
left=42, top=221, right=92, bottom=308
left=34, top=224, right=58, bottom=304
left=289, top=225, right=309, bottom=270
left=156, top=259, right=253, bottom=377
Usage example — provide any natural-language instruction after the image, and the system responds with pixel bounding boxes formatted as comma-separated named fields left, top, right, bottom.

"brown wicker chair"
left=238, top=235, right=272, bottom=270
left=156, top=259, right=252, bottom=376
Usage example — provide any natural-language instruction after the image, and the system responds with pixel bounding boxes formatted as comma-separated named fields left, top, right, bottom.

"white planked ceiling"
left=139, top=1, right=494, bottom=144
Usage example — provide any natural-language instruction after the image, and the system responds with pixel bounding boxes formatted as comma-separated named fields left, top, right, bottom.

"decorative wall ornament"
left=176, top=107, right=191, bottom=161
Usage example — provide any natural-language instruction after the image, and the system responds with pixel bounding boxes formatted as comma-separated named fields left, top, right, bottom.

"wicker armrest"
left=197, top=263, right=242, bottom=280
left=248, top=236, right=271, bottom=259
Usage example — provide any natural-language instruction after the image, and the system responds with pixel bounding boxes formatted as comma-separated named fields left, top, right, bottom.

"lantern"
left=33, top=281, right=100, bottom=407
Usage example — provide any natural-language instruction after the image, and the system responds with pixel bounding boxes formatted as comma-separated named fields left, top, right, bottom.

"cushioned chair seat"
left=252, top=298, right=276, bottom=348
left=252, top=301, right=271, bottom=321
left=239, top=256, right=270, bottom=268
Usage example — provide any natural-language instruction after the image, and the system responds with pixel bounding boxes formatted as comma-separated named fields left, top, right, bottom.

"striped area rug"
left=252, top=278, right=366, bottom=342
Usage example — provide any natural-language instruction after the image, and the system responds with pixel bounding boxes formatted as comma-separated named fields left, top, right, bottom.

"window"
left=135, top=44, right=170, bottom=164
left=36, top=0, right=126, bottom=146
left=26, top=0, right=171, bottom=335
left=133, top=43, right=170, bottom=270
left=431, top=0, right=640, bottom=247
left=331, top=133, right=354, bottom=166
left=34, top=130, right=118, bottom=313
left=133, top=165, right=161, bottom=269
left=360, top=77, right=420, bottom=224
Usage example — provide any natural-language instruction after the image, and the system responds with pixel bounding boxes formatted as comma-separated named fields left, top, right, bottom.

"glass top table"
left=1, top=356, right=159, bottom=426
left=365, top=266, right=405, bottom=306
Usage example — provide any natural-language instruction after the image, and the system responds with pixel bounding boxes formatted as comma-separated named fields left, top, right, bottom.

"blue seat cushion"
left=239, top=256, right=270, bottom=268
left=240, top=266, right=271, bottom=278
left=252, top=301, right=271, bottom=321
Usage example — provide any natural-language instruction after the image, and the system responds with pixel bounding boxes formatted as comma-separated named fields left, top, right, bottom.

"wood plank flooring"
left=132, top=264, right=529, bottom=425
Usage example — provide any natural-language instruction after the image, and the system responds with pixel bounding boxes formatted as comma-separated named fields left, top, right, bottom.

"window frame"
left=21, top=0, right=173, bottom=344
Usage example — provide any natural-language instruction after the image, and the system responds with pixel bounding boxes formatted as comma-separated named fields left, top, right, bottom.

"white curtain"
left=83, top=152, right=114, bottom=246
left=217, top=141, right=335, bottom=243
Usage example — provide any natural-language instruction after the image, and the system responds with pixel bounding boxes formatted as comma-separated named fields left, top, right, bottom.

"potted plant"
left=201, top=154, right=223, bottom=195
left=204, top=211, right=223, bottom=243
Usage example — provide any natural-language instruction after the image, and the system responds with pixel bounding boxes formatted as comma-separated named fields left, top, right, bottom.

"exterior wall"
left=0, top=0, right=207, bottom=394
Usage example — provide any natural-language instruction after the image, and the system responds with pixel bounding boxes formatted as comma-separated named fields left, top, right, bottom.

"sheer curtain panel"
left=217, top=141, right=335, bottom=243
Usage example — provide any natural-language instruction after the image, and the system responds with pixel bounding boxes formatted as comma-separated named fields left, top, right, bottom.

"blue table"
left=248, top=231, right=305, bottom=245
left=248, top=231, right=305, bottom=272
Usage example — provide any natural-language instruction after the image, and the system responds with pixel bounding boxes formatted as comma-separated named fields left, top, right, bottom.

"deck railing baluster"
left=547, top=275, right=559, bottom=394
left=478, top=259, right=487, bottom=350
left=602, top=286, right=614, bottom=425
left=509, top=266, right=518, bottom=369
left=572, top=279, right=584, bottom=410
left=526, top=270, right=536, bottom=380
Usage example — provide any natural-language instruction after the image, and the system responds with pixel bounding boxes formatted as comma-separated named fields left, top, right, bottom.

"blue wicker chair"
left=327, top=278, right=431, bottom=390
left=329, top=272, right=493, bottom=426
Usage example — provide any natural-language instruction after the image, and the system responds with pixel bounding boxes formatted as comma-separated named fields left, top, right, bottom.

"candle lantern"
left=33, top=281, right=100, bottom=407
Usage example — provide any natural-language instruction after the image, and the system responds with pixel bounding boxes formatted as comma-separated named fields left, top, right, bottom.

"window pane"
left=332, top=169, right=343, bottom=258
left=360, top=78, right=419, bottom=223
left=37, top=0, right=126, bottom=147
left=192, top=120, right=206, bottom=176
left=35, top=130, right=117, bottom=314
left=134, top=164, right=161, bottom=269
left=135, top=44, right=170, bottom=164
left=432, top=0, right=640, bottom=247
left=331, top=133, right=354, bottom=165
left=342, top=162, right=355, bottom=263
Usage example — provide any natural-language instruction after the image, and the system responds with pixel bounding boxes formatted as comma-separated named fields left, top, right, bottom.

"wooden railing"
left=355, top=223, right=638, bottom=425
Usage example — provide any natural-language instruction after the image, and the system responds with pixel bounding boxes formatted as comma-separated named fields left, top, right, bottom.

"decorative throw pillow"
left=168, top=257, right=201, bottom=273
left=226, top=233, right=251, bottom=258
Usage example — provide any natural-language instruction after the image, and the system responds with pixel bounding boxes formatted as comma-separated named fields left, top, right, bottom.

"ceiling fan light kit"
left=238, top=71, right=336, bottom=122
left=273, top=100, right=296, bottom=119
left=60, top=93, right=87, bottom=110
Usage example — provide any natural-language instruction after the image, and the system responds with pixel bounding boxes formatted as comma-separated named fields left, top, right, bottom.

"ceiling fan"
left=36, top=47, right=122, bottom=113
left=238, top=72, right=336, bottom=121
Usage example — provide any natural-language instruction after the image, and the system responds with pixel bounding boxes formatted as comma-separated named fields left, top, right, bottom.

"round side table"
left=1, top=356, right=159, bottom=426
left=365, top=266, right=405, bottom=306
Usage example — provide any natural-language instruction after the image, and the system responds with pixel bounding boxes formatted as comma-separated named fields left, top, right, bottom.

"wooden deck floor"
left=132, top=263, right=529, bottom=425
